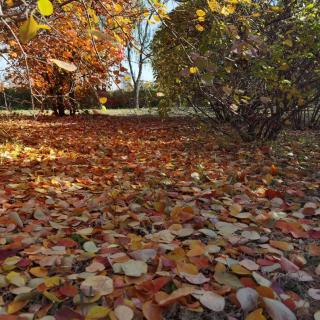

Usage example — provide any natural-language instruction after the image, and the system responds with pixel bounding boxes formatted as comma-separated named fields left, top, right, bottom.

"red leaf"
left=55, top=307, right=83, bottom=320
left=59, top=284, right=78, bottom=297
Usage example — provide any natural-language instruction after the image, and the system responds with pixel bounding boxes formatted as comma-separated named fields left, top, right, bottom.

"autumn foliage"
left=0, top=2, right=320, bottom=318
left=2, top=0, right=140, bottom=114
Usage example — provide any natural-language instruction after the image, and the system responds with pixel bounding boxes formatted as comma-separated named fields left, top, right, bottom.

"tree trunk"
left=134, top=82, right=141, bottom=109
left=57, top=96, right=65, bottom=117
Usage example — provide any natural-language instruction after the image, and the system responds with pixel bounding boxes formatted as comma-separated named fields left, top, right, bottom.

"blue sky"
left=124, top=0, right=177, bottom=84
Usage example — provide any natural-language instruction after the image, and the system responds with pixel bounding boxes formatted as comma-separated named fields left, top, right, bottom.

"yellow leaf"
left=229, top=203, right=242, bottom=216
left=43, top=290, right=62, bottom=302
left=269, top=240, right=293, bottom=251
left=196, top=9, right=206, bottom=17
left=2, top=256, right=21, bottom=271
left=44, top=276, right=61, bottom=288
left=6, top=271, right=26, bottom=287
left=245, top=308, right=267, bottom=320
left=283, top=38, right=293, bottom=47
left=196, top=24, right=204, bottom=32
left=37, top=0, right=54, bottom=16
left=114, top=3, right=123, bottom=13
left=99, top=97, right=108, bottom=104
left=231, top=264, right=251, bottom=275
left=86, top=305, right=110, bottom=319
left=221, top=5, right=236, bottom=16
left=19, top=15, right=50, bottom=43
left=189, top=67, right=199, bottom=74
left=29, top=267, right=48, bottom=277
left=38, top=24, right=51, bottom=30
left=207, top=0, right=220, bottom=12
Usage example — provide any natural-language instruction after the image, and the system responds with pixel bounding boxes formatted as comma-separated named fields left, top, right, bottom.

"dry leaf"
left=193, top=290, right=225, bottom=312
left=245, top=308, right=267, bottom=320
left=236, top=288, right=259, bottom=313
left=263, top=297, right=297, bottom=320
left=80, top=275, right=113, bottom=296
left=114, top=305, right=134, bottom=320
left=158, top=287, right=195, bottom=306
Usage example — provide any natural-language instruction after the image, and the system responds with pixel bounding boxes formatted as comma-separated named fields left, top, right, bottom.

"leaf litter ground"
left=0, top=115, right=319, bottom=320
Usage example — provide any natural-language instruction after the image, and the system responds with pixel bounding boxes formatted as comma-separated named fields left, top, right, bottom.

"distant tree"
left=126, top=0, right=169, bottom=109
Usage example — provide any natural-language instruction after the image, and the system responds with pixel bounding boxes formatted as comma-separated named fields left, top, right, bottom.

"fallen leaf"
left=87, top=305, right=110, bottom=319
left=280, top=257, right=299, bottom=273
left=231, top=264, right=251, bottom=275
left=241, top=230, right=260, bottom=241
left=114, top=260, right=148, bottom=277
left=130, top=249, right=157, bottom=262
left=214, top=271, right=243, bottom=289
left=184, top=273, right=210, bottom=285
left=270, top=240, right=294, bottom=251
left=236, top=288, right=259, bottom=313
left=240, top=259, right=260, bottom=271
left=6, top=271, right=26, bottom=287
left=114, top=305, right=134, bottom=320
left=252, top=272, right=271, bottom=287
left=142, top=300, right=162, bottom=320
left=245, top=308, right=267, bottom=320
left=263, top=297, right=297, bottom=320
left=193, top=290, right=225, bottom=312
left=9, top=212, right=23, bottom=228
left=83, top=241, right=99, bottom=253
left=7, top=300, right=28, bottom=314
left=308, top=288, right=320, bottom=300
left=289, top=271, right=313, bottom=282
left=158, top=287, right=195, bottom=306
left=80, top=275, right=113, bottom=296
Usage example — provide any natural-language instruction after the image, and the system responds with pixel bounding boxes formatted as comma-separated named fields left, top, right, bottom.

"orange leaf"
left=171, top=207, right=194, bottom=223
left=157, top=287, right=195, bottom=306
left=187, top=242, right=206, bottom=257
left=269, top=240, right=293, bottom=251
left=308, top=244, right=320, bottom=256
left=29, top=267, right=48, bottom=277
left=256, top=286, right=275, bottom=299
left=177, top=261, right=199, bottom=275
left=245, top=308, right=267, bottom=320
left=231, top=264, right=251, bottom=276
left=142, top=300, right=162, bottom=320
left=7, top=300, right=28, bottom=314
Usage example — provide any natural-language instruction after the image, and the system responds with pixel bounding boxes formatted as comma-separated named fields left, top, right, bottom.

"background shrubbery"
left=0, top=86, right=160, bottom=111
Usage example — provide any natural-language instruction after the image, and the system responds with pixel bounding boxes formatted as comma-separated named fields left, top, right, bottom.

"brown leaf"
left=142, top=301, right=163, bottom=320
left=158, top=287, right=195, bottom=306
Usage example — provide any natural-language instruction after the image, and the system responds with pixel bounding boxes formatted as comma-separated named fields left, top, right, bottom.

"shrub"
left=152, top=0, right=320, bottom=141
